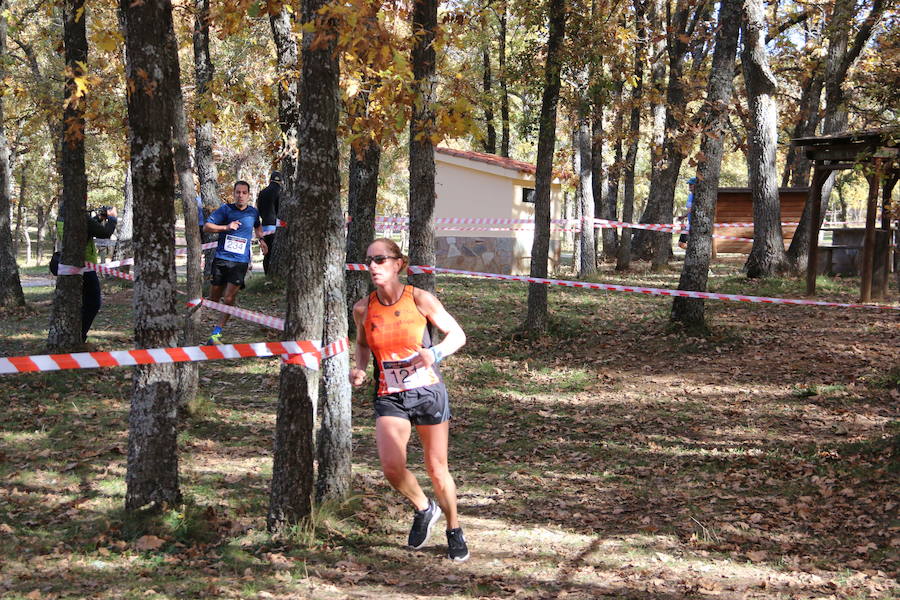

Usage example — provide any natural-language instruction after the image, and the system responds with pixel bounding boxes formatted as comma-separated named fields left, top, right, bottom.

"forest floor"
left=1, top=258, right=898, bottom=599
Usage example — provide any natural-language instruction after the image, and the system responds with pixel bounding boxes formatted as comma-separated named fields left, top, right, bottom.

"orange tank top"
left=364, top=285, right=440, bottom=396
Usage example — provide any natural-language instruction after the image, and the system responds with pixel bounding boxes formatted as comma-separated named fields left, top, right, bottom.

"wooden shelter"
left=713, top=188, right=808, bottom=254
left=792, top=128, right=899, bottom=302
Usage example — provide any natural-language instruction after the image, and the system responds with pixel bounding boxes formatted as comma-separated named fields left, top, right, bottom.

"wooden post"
left=859, top=163, right=881, bottom=303
left=882, top=175, right=897, bottom=298
left=805, top=167, right=828, bottom=296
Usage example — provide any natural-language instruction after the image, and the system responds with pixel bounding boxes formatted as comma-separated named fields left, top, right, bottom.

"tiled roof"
left=435, top=147, right=536, bottom=174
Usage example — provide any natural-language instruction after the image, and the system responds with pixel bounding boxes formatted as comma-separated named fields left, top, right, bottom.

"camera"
left=89, top=206, right=113, bottom=220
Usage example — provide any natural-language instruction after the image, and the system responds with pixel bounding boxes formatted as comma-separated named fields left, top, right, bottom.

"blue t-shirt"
left=207, top=203, right=261, bottom=263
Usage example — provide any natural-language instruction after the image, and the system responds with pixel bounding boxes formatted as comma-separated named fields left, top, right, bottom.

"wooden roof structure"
left=791, top=127, right=899, bottom=302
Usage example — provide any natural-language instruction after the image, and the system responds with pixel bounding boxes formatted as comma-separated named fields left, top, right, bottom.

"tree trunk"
left=408, top=0, right=438, bottom=294
left=616, top=0, right=645, bottom=272
left=782, top=70, right=823, bottom=187
left=268, top=3, right=300, bottom=280
left=268, top=0, right=340, bottom=530
left=630, top=0, right=667, bottom=260
left=166, top=14, right=201, bottom=411
left=525, top=0, right=566, bottom=332
left=0, top=2, right=24, bottom=308
left=571, top=129, right=582, bottom=269
left=671, top=0, right=740, bottom=326
left=114, top=164, right=134, bottom=261
left=345, top=136, right=379, bottom=334
left=47, top=0, right=89, bottom=352
left=120, top=0, right=182, bottom=512
left=785, top=0, right=885, bottom=271
left=576, top=114, right=595, bottom=277
left=592, top=99, right=613, bottom=258
left=36, top=205, right=47, bottom=262
left=648, top=0, right=698, bottom=271
left=742, top=0, right=788, bottom=278
left=316, top=186, right=351, bottom=504
left=498, top=0, right=510, bottom=158
left=193, top=0, right=218, bottom=278
left=13, top=166, right=24, bottom=258
left=481, top=11, right=496, bottom=155
left=607, top=84, right=624, bottom=259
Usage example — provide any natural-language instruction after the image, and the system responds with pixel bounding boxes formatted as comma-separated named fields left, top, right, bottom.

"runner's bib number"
left=380, top=356, right=439, bottom=394
left=224, top=235, right=248, bottom=255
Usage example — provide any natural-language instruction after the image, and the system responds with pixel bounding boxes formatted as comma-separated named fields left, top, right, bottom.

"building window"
left=522, top=187, right=535, bottom=204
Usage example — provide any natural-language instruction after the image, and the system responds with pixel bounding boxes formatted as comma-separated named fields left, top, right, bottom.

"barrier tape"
left=344, top=263, right=897, bottom=311
left=187, top=298, right=349, bottom=361
left=0, top=340, right=323, bottom=375
left=187, top=298, right=284, bottom=330
left=373, top=215, right=830, bottom=229
left=373, top=217, right=755, bottom=242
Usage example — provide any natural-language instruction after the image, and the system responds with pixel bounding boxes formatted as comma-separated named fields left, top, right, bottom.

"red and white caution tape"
left=58, top=262, right=135, bottom=281
left=0, top=340, right=323, bottom=375
left=354, top=263, right=896, bottom=311
left=373, top=216, right=754, bottom=242
left=187, top=298, right=285, bottom=330
left=187, top=298, right=349, bottom=361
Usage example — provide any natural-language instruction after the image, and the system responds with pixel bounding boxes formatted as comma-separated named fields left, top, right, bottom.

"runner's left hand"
left=408, top=347, right=435, bottom=370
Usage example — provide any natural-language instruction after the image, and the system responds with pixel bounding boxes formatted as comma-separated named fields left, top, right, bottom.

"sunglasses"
left=365, top=255, right=399, bottom=265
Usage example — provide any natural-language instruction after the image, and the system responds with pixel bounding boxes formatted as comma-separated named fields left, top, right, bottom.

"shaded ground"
left=0, top=260, right=898, bottom=599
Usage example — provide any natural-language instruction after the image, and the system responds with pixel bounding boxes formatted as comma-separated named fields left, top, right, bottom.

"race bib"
left=223, top=234, right=248, bottom=255
left=380, top=356, right=439, bottom=394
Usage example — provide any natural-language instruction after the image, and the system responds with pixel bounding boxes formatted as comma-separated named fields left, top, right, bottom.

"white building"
left=434, top=147, right=565, bottom=275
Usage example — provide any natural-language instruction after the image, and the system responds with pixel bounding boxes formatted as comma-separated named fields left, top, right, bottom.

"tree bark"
left=345, top=135, right=379, bottom=334
left=525, top=0, right=566, bottom=332
left=47, top=0, right=89, bottom=351
left=0, top=2, right=24, bottom=308
left=166, top=14, right=201, bottom=411
left=616, top=0, right=646, bottom=271
left=268, top=0, right=340, bottom=530
left=481, top=9, right=496, bottom=155
left=13, top=166, right=25, bottom=258
left=268, top=3, right=300, bottom=280
left=120, top=0, right=182, bottom=512
left=498, top=1, right=510, bottom=158
left=742, top=0, right=788, bottom=278
left=782, top=70, right=823, bottom=187
left=648, top=0, right=699, bottom=271
left=576, top=114, right=595, bottom=276
left=607, top=82, right=624, bottom=259
left=408, top=0, right=439, bottom=294
left=630, top=0, right=667, bottom=260
left=193, top=0, right=218, bottom=278
left=671, top=0, right=740, bottom=326
left=114, top=164, right=134, bottom=261
left=591, top=97, right=612, bottom=258
left=571, top=128, right=582, bottom=269
left=316, top=184, right=351, bottom=504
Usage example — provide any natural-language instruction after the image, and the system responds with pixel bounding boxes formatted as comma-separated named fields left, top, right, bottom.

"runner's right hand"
left=349, top=367, right=367, bottom=387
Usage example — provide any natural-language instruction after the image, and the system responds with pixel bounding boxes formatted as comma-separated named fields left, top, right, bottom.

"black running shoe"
left=407, top=499, right=442, bottom=549
left=446, top=527, right=469, bottom=561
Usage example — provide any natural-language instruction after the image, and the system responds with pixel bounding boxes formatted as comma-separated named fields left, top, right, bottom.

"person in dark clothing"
left=256, top=171, right=282, bottom=275
left=56, top=206, right=118, bottom=343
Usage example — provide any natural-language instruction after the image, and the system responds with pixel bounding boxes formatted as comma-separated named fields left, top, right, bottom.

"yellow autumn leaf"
left=74, top=76, right=89, bottom=97
left=93, top=31, right=120, bottom=53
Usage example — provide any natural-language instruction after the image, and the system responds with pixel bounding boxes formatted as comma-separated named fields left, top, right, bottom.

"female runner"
left=349, top=238, right=469, bottom=561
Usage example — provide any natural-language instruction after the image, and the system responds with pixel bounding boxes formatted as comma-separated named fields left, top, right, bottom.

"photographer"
left=55, top=205, right=118, bottom=344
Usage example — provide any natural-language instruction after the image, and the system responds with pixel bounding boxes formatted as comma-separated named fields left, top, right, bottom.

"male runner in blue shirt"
left=203, top=180, right=268, bottom=344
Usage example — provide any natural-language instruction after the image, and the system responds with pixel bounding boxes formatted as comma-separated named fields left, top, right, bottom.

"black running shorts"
left=210, top=258, right=249, bottom=288
left=374, top=383, right=451, bottom=425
